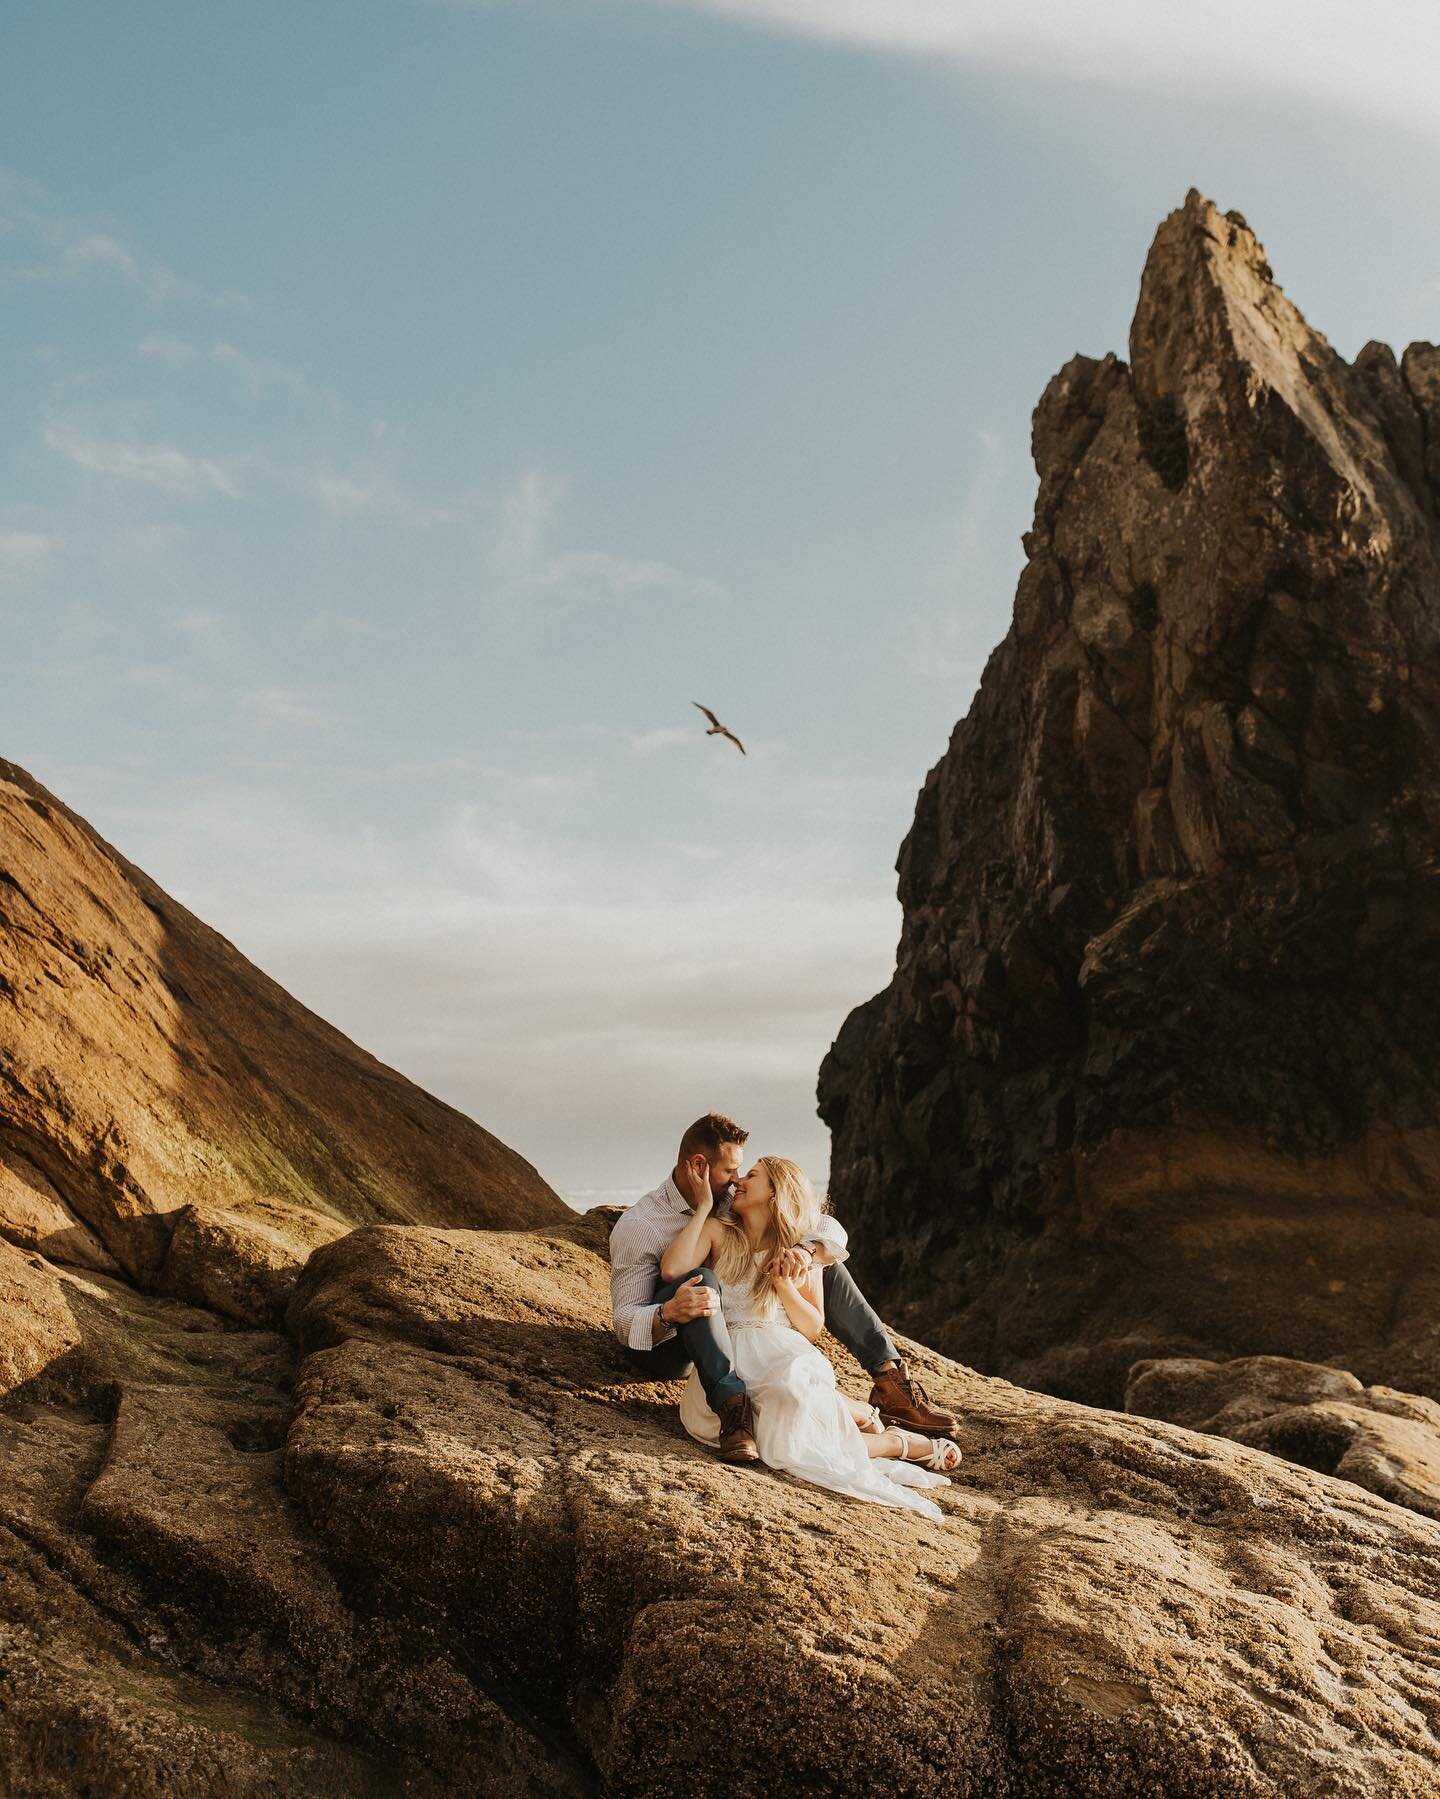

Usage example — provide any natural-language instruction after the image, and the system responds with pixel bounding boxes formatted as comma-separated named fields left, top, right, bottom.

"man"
left=609, top=1112, right=955, bottom=1464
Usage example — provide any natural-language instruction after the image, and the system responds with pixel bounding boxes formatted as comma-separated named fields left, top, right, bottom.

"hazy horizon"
left=4, top=1, right=1437, bottom=1194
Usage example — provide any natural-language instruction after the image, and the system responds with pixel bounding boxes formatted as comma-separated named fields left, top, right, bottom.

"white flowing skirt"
left=679, top=1321, right=949, bottom=1521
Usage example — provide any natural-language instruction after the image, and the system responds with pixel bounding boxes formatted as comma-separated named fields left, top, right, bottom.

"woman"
left=661, top=1155, right=960, bottom=1520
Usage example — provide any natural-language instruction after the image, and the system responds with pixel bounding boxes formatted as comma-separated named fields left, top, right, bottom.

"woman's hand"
left=771, top=1260, right=825, bottom=1341
left=679, top=1154, right=714, bottom=1212
left=765, top=1244, right=814, bottom=1282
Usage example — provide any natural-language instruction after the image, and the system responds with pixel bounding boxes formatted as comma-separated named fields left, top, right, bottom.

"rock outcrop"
left=1128, top=1353, right=1440, bottom=1522
left=819, top=190, right=1440, bottom=1407
left=9, top=1203, right=1440, bottom=1795
left=0, top=755, right=563, bottom=1323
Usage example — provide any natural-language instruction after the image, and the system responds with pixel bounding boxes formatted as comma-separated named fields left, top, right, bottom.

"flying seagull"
left=692, top=702, right=746, bottom=756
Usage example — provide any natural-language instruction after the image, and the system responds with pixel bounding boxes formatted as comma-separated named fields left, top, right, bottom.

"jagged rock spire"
left=819, top=192, right=1440, bottom=1406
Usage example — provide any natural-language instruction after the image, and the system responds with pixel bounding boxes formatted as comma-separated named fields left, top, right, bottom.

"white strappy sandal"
left=883, top=1426, right=962, bottom=1473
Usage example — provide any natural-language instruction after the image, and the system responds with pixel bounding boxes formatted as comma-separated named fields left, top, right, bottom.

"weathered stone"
left=0, top=750, right=577, bottom=1791
left=819, top=190, right=1440, bottom=1407
left=277, top=1211, right=1440, bottom=1797
left=1128, top=1353, right=1440, bottom=1521
left=0, top=1139, right=117, bottom=1273
left=158, top=1201, right=341, bottom=1325
left=0, top=1237, right=80, bottom=1397
left=6, top=1103, right=1440, bottom=1793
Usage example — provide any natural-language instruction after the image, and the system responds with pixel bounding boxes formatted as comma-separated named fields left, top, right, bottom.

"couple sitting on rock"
left=609, top=1112, right=960, bottom=1519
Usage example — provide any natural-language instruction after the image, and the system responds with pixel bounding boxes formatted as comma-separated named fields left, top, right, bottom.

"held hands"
left=662, top=1274, right=718, bottom=1324
left=765, top=1244, right=815, bottom=1283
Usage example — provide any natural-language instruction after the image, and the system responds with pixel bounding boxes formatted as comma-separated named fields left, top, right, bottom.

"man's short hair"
left=678, top=1112, right=748, bottom=1162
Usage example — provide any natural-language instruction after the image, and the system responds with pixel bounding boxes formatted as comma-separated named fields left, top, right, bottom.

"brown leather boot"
left=869, top=1361, right=957, bottom=1436
left=716, top=1393, right=761, bottom=1464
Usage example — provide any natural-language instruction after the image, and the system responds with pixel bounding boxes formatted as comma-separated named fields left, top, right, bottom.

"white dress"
left=678, top=1257, right=950, bottom=1521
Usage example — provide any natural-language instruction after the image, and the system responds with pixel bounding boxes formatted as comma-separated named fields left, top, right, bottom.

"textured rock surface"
left=0, top=1236, right=81, bottom=1393
left=2, top=926, right=1440, bottom=1795
left=279, top=1213, right=1440, bottom=1796
left=15, top=1203, right=1440, bottom=1796
left=819, top=190, right=1440, bottom=1406
left=1128, top=1354, right=1440, bottom=1522
left=0, top=754, right=572, bottom=1788
left=9, top=1182, right=1440, bottom=1799
left=0, top=754, right=564, bottom=1319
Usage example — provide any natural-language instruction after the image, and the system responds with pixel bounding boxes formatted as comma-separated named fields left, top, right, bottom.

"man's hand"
left=678, top=1154, right=713, bottom=1211
left=661, top=1274, right=718, bottom=1324
left=765, top=1245, right=814, bottom=1283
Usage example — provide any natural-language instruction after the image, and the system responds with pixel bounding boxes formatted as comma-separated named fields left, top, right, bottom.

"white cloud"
left=497, top=465, right=564, bottom=571
left=0, top=177, right=252, bottom=310
left=45, top=423, right=247, bottom=499
left=494, top=465, right=725, bottom=602
left=616, top=0, right=1440, bottom=141
left=287, top=462, right=393, bottom=518
left=506, top=720, right=703, bottom=758
left=0, top=529, right=59, bottom=582
left=45, top=415, right=457, bottom=525
left=270, top=455, right=469, bottom=527
left=139, top=335, right=317, bottom=399
left=904, top=428, right=1022, bottom=686
left=62, top=232, right=181, bottom=298
left=137, top=335, right=201, bottom=365
left=531, top=546, right=723, bottom=598
left=174, top=609, right=223, bottom=636
left=236, top=686, right=336, bottom=730
left=118, top=663, right=216, bottom=707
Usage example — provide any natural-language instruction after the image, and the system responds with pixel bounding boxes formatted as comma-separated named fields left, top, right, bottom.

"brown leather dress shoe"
left=716, top=1393, right=761, bottom=1464
left=869, top=1361, right=957, bottom=1437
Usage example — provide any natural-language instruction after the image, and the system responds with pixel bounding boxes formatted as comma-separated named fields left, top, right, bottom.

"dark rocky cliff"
left=819, top=190, right=1440, bottom=1407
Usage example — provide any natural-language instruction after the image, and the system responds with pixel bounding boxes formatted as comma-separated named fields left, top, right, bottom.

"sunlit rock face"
left=819, top=190, right=1440, bottom=1407
left=1126, top=1352, right=1440, bottom=1522
left=0, top=754, right=564, bottom=1321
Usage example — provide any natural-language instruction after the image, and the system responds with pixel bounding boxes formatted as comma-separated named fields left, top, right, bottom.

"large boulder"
left=1128, top=1353, right=1440, bottom=1521
left=0, top=1236, right=80, bottom=1396
left=0, top=754, right=565, bottom=1303
left=277, top=1211, right=1440, bottom=1796
left=819, top=190, right=1440, bottom=1407
left=5, top=1179, right=1440, bottom=1791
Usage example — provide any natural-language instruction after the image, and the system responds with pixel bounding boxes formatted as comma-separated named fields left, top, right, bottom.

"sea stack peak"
left=819, top=192, right=1440, bottom=1406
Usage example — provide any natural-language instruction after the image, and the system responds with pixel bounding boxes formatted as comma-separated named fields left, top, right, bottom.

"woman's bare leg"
left=842, top=1394, right=910, bottom=1459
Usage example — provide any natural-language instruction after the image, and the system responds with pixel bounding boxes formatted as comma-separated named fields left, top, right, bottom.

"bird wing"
left=692, top=702, right=722, bottom=729
left=721, top=729, right=746, bottom=756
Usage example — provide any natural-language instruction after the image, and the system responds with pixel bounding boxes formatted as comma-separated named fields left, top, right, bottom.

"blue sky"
left=3, top=1, right=1437, bottom=1195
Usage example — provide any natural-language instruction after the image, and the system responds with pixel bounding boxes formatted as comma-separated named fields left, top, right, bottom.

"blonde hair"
left=713, top=1156, right=821, bottom=1303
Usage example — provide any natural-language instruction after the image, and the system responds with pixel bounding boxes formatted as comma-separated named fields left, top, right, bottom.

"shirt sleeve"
left=609, top=1219, right=662, bottom=1351
left=804, top=1212, right=849, bottom=1264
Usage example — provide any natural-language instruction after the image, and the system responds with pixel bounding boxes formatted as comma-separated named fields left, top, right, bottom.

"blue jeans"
left=635, top=1262, right=898, bottom=1409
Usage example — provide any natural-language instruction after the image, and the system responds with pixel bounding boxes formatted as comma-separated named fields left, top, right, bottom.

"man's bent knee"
left=653, top=1264, right=720, bottom=1303
left=670, top=1265, right=719, bottom=1291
